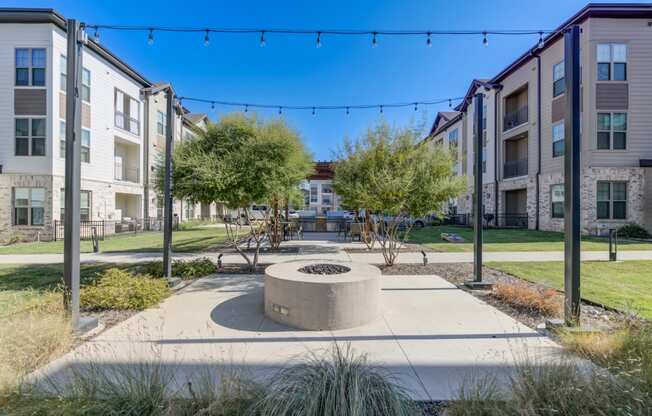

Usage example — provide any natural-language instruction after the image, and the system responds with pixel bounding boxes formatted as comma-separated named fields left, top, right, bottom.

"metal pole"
left=563, top=26, right=581, bottom=325
left=162, top=88, right=175, bottom=278
left=63, top=19, right=83, bottom=328
left=473, top=93, right=484, bottom=282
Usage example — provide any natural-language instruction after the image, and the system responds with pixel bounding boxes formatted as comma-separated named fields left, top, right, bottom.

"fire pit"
left=264, top=260, right=381, bottom=330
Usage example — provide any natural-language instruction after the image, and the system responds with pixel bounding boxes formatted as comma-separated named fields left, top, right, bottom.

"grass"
left=488, top=260, right=652, bottom=319
left=0, top=263, right=151, bottom=316
left=409, top=225, right=652, bottom=252
left=0, top=226, right=228, bottom=255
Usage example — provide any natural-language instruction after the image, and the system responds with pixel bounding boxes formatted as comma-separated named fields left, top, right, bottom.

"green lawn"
left=0, top=263, right=148, bottom=316
left=0, top=226, right=228, bottom=255
left=409, top=225, right=652, bottom=252
left=488, top=260, right=652, bottom=319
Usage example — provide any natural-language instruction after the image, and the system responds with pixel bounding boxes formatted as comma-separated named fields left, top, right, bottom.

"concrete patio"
left=36, top=271, right=565, bottom=401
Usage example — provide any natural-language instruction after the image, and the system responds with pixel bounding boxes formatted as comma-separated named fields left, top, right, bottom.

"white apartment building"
left=0, top=9, right=209, bottom=242
left=428, top=3, right=652, bottom=235
left=301, top=161, right=343, bottom=215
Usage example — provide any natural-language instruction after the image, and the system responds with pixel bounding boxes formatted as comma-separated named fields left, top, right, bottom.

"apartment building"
left=0, top=9, right=208, bottom=242
left=301, top=161, right=343, bottom=214
left=428, top=3, right=652, bottom=235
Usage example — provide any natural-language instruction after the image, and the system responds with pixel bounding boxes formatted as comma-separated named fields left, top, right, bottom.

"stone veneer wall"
left=538, top=167, right=645, bottom=235
left=497, top=176, right=538, bottom=229
left=0, top=174, right=54, bottom=243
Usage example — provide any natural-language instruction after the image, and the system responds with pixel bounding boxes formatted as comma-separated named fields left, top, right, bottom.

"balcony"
left=503, top=158, right=528, bottom=179
left=115, top=163, right=140, bottom=183
left=114, top=139, right=140, bottom=183
left=503, top=106, right=528, bottom=131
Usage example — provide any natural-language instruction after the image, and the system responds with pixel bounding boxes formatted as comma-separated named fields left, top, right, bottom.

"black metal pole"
left=63, top=19, right=83, bottom=328
left=473, top=93, right=484, bottom=282
left=563, top=26, right=581, bottom=325
left=162, top=89, right=175, bottom=278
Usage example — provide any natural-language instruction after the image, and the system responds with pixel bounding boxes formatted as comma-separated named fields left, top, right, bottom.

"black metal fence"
left=54, top=218, right=179, bottom=241
left=442, top=213, right=528, bottom=229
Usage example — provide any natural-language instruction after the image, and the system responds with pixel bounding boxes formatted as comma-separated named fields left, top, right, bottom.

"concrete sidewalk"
left=1, top=241, right=651, bottom=265
left=33, top=274, right=566, bottom=401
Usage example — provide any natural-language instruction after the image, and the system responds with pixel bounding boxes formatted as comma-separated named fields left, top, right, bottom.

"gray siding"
left=596, top=83, right=629, bottom=109
left=14, top=89, right=47, bottom=115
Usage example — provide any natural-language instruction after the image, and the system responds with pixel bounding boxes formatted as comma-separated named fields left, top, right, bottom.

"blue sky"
left=3, top=0, right=627, bottom=159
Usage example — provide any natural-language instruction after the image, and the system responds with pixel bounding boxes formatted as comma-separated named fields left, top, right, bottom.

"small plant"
left=251, top=344, right=422, bottom=416
left=143, top=257, right=218, bottom=280
left=80, top=268, right=169, bottom=311
left=617, top=223, right=651, bottom=239
left=491, top=282, right=561, bottom=317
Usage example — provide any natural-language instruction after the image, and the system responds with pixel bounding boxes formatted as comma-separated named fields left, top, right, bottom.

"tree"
left=156, top=113, right=312, bottom=270
left=333, top=122, right=464, bottom=265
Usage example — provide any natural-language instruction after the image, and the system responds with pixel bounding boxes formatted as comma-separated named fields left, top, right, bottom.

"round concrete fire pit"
left=264, top=260, right=381, bottom=330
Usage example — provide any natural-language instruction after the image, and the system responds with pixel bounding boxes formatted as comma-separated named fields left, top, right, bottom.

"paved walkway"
left=34, top=273, right=565, bottom=401
left=2, top=235, right=651, bottom=265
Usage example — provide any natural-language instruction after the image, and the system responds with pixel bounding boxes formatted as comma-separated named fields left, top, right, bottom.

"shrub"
left=80, top=268, right=169, bottom=311
left=617, top=223, right=651, bottom=239
left=251, top=344, right=422, bottom=416
left=143, top=257, right=218, bottom=280
left=491, top=282, right=561, bottom=317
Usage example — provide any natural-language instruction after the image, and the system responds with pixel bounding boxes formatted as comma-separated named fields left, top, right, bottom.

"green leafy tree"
left=156, top=113, right=311, bottom=270
left=333, top=122, right=464, bottom=265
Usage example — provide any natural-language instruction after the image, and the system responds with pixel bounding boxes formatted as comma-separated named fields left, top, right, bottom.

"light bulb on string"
left=316, top=32, right=322, bottom=48
left=312, top=107, right=316, bottom=115
left=147, top=28, right=154, bottom=45
left=93, top=27, right=100, bottom=43
left=426, top=32, right=432, bottom=47
left=414, top=103, right=418, bottom=111
left=482, top=32, right=488, bottom=47
left=244, top=104, right=248, bottom=113
left=380, top=105, right=383, bottom=114
left=204, top=30, right=210, bottom=46
left=278, top=106, right=282, bottom=115
left=260, top=31, right=266, bottom=47
left=346, top=107, right=350, bottom=115
left=372, top=32, right=377, bottom=48
left=537, top=31, right=544, bottom=49
left=211, top=102, right=215, bottom=110
left=448, top=99, right=452, bottom=108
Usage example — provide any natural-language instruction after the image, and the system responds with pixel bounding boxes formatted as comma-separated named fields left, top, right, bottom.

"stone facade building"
left=427, top=3, right=652, bottom=235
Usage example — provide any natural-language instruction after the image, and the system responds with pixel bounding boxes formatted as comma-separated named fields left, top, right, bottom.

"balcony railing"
left=504, top=158, right=528, bottom=179
left=115, top=164, right=140, bottom=183
left=503, top=106, right=528, bottom=131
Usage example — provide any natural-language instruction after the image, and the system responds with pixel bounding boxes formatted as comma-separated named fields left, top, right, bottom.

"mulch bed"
left=344, top=243, right=434, bottom=254
left=379, top=262, right=625, bottom=331
left=216, top=263, right=270, bottom=274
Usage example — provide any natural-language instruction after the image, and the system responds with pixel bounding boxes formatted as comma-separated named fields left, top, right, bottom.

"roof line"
left=0, top=8, right=151, bottom=87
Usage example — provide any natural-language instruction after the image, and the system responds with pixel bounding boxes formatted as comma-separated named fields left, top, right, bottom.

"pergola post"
left=563, top=25, right=581, bottom=325
left=473, top=93, right=484, bottom=282
left=162, top=88, right=175, bottom=278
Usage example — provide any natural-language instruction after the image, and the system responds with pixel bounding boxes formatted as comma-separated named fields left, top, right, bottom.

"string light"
left=147, top=28, right=154, bottom=45
left=538, top=31, right=544, bottom=49
left=372, top=32, right=377, bottom=48
left=426, top=32, right=432, bottom=47
left=316, top=32, right=322, bottom=48
left=177, top=96, right=465, bottom=114
left=259, top=31, right=266, bottom=47
left=93, top=28, right=100, bottom=43
left=211, top=101, right=215, bottom=109
left=482, top=31, right=488, bottom=47
left=204, top=29, right=210, bottom=46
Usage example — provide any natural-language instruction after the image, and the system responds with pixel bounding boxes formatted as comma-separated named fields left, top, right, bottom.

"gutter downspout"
left=535, top=51, right=542, bottom=230
left=493, top=87, right=500, bottom=223
left=142, top=90, right=150, bottom=222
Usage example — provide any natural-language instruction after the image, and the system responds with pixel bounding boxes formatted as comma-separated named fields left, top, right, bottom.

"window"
left=13, top=188, right=45, bottom=226
left=553, top=61, right=565, bottom=97
left=448, top=128, right=459, bottom=149
left=60, top=189, right=91, bottom=221
left=321, top=184, right=333, bottom=194
left=322, top=195, right=332, bottom=205
left=552, top=120, right=565, bottom=157
left=60, top=55, right=67, bottom=91
left=59, top=120, right=66, bottom=157
left=597, top=181, right=627, bottom=220
left=81, top=129, right=91, bottom=163
left=15, top=118, right=46, bottom=156
left=597, top=44, right=626, bottom=81
left=156, top=111, right=166, bottom=135
left=310, top=185, right=318, bottom=203
left=551, top=184, right=564, bottom=218
left=597, top=113, right=626, bottom=150
left=81, top=68, right=91, bottom=102
left=15, top=48, right=45, bottom=86
left=114, top=90, right=141, bottom=134
left=482, top=149, right=487, bottom=173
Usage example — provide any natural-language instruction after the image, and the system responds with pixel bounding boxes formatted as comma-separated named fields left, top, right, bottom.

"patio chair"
left=349, top=223, right=363, bottom=242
